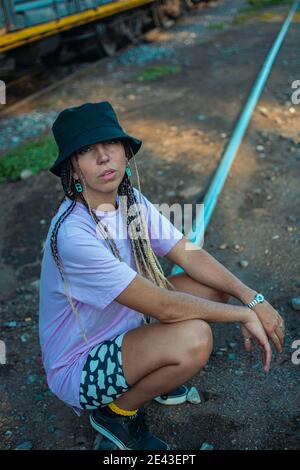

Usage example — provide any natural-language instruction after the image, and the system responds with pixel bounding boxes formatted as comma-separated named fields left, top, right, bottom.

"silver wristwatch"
left=246, top=293, right=265, bottom=309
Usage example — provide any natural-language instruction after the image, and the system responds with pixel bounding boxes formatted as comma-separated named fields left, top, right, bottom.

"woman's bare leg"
left=112, top=273, right=230, bottom=410
left=113, top=319, right=213, bottom=410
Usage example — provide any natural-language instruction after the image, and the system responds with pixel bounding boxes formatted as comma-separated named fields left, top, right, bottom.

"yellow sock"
left=108, top=401, right=138, bottom=416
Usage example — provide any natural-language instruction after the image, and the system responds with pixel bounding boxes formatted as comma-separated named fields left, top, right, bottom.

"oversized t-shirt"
left=38, top=186, right=184, bottom=416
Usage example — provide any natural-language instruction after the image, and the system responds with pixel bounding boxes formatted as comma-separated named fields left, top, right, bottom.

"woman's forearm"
left=162, top=289, right=252, bottom=324
left=183, top=247, right=257, bottom=304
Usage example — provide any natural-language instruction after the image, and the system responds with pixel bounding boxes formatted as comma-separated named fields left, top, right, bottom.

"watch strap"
left=246, top=293, right=264, bottom=309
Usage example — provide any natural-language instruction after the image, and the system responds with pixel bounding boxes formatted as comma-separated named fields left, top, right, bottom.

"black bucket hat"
left=49, top=101, right=142, bottom=177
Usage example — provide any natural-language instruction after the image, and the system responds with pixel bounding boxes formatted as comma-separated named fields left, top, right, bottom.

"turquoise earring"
left=125, top=164, right=132, bottom=177
left=74, top=179, right=83, bottom=193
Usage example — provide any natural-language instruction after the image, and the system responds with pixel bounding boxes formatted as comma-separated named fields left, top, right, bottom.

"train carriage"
left=0, top=0, right=206, bottom=67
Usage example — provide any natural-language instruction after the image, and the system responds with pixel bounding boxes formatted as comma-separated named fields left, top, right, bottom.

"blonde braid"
left=129, top=148, right=176, bottom=291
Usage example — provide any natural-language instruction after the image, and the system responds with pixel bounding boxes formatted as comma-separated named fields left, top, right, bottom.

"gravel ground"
left=0, top=0, right=299, bottom=451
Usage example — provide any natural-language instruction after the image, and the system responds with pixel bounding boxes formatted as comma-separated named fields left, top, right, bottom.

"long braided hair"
left=50, top=140, right=176, bottom=343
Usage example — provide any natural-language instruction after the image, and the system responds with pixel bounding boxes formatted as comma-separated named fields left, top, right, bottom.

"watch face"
left=257, top=294, right=264, bottom=302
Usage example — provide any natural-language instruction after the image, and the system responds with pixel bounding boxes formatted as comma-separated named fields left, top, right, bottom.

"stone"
left=27, top=374, right=38, bottom=384
left=20, top=170, right=33, bottom=180
left=30, top=279, right=40, bottom=291
left=200, top=442, right=214, bottom=450
left=179, top=185, right=200, bottom=199
left=15, top=441, right=33, bottom=450
left=20, top=333, right=30, bottom=343
left=196, top=114, right=207, bottom=121
left=186, top=386, right=201, bottom=404
left=219, top=243, right=227, bottom=249
left=291, top=298, right=300, bottom=311
left=252, top=188, right=262, bottom=194
left=259, top=107, right=268, bottom=117
left=4, top=321, right=17, bottom=327
left=239, top=259, right=249, bottom=268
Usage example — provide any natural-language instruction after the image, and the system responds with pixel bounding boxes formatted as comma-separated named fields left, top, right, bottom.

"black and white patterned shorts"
left=79, top=332, right=131, bottom=409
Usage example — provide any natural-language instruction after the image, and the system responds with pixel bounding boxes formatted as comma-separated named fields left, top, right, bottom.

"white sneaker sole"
left=154, top=395, right=187, bottom=405
left=153, top=386, right=188, bottom=405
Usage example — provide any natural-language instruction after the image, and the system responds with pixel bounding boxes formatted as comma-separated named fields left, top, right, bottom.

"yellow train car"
left=0, top=0, right=205, bottom=67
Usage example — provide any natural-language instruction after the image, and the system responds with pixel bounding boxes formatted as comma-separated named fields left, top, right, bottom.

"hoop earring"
left=74, top=179, right=83, bottom=193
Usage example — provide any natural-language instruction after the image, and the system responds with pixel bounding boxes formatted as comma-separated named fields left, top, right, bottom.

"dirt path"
left=1, top=0, right=299, bottom=450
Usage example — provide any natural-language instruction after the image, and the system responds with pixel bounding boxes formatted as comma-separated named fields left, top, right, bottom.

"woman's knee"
left=181, top=319, right=213, bottom=365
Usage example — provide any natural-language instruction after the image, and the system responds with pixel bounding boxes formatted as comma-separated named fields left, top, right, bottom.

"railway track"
left=1, top=62, right=89, bottom=110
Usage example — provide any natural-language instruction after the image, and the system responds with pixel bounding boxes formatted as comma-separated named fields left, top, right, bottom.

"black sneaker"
left=89, top=408, right=171, bottom=450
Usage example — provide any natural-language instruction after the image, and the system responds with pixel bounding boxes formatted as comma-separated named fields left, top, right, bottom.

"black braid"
left=50, top=198, right=77, bottom=281
left=50, top=156, right=79, bottom=281
left=51, top=159, right=76, bottom=217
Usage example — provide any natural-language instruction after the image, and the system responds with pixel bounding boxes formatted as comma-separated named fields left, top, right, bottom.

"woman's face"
left=71, top=139, right=127, bottom=194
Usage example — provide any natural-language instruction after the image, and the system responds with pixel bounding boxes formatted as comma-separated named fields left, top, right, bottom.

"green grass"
left=134, top=65, right=182, bottom=82
left=247, top=0, right=290, bottom=7
left=233, top=0, right=296, bottom=24
left=0, top=134, right=57, bottom=183
left=208, top=22, right=225, bottom=30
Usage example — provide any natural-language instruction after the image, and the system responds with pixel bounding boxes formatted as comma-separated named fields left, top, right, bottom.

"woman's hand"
left=249, top=299, right=285, bottom=353
left=241, top=308, right=272, bottom=373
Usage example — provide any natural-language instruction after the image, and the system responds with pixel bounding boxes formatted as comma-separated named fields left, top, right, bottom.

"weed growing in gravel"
left=233, top=0, right=300, bottom=25
left=0, top=134, right=56, bottom=182
left=135, top=65, right=182, bottom=82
